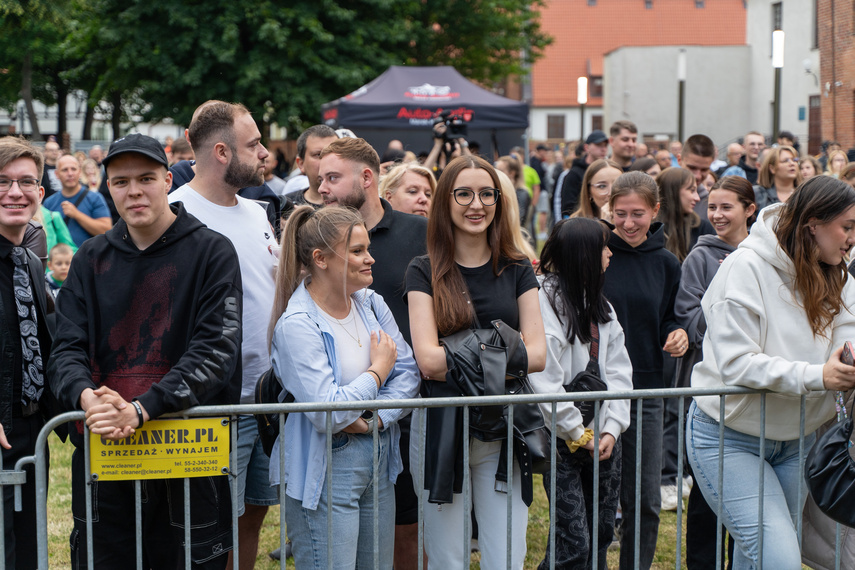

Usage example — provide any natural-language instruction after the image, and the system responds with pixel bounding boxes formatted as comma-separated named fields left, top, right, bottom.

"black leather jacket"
left=421, top=320, right=547, bottom=506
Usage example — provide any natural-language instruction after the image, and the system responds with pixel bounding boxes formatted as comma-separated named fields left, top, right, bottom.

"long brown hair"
left=758, top=145, right=803, bottom=188
left=427, top=155, right=525, bottom=335
left=268, top=205, right=364, bottom=346
left=656, top=167, right=700, bottom=262
left=572, top=158, right=622, bottom=219
left=774, top=176, right=855, bottom=337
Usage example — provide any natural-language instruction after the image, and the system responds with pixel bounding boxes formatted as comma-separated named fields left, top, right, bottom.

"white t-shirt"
left=170, top=184, right=278, bottom=403
left=317, top=302, right=371, bottom=386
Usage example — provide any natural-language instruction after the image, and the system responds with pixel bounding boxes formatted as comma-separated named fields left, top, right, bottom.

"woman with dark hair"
left=688, top=176, right=855, bottom=568
left=754, top=145, right=802, bottom=209
left=675, top=176, right=756, bottom=566
left=572, top=158, right=622, bottom=221
left=603, top=171, right=687, bottom=570
left=629, top=157, right=661, bottom=178
left=656, top=167, right=714, bottom=262
left=530, top=217, right=632, bottom=569
left=405, top=155, right=546, bottom=569
left=267, top=206, right=420, bottom=568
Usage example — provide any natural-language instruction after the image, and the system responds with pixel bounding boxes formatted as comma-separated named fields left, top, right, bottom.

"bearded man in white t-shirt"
left=169, top=100, right=279, bottom=569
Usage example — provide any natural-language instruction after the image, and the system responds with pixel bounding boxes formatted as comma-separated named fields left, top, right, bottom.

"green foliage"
left=0, top=0, right=551, bottom=137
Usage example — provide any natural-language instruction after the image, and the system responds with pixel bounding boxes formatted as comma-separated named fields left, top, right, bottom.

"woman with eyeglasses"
left=572, top=158, right=622, bottom=222
left=753, top=145, right=803, bottom=210
left=405, top=155, right=546, bottom=569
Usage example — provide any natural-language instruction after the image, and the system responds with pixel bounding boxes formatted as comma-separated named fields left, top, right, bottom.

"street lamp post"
left=578, top=76, right=588, bottom=141
left=772, top=30, right=785, bottom=141
left=677, top=49, right=686, bottom=143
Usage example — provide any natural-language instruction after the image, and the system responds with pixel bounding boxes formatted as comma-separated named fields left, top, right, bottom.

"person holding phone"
left=688, top=176, right=855, bottom=569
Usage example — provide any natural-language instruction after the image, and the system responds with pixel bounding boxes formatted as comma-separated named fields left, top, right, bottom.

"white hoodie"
left=529, top=280, right=633, bottom=442
left=692, top=203, right=855, bottom=439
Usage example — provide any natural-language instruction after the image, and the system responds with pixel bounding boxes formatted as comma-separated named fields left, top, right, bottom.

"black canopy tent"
left=321, top=66, right=529, bottom=158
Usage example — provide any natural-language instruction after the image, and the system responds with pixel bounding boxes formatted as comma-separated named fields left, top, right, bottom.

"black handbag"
left=254, top=367, right=295, bottom=457
left=564, top=322, right=607, bottom=427
left=805, top=397, right=855, bottom=527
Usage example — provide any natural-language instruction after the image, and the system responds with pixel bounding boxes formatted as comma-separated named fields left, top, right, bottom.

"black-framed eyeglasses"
left=0, top=178, right=39, bottom=193
left=452, top=187, right=500, bottom=206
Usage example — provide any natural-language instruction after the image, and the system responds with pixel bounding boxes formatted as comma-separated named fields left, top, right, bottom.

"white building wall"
left=745, top=0, right=820, bottom=144
left=530, top=106, right=604, bottom=142
left=604, top=45, right=751, bottom=147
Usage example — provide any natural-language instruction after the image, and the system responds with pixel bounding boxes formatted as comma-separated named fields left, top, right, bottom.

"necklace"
left=310, top=288, right=362, bottom=347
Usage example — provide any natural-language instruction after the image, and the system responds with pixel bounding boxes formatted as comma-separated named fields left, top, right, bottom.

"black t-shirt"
left=405, top=254, right=538, bottom=331
left=368, top=200, right=427, bottom=345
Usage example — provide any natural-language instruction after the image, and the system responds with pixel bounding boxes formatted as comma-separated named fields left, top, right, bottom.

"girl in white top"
left=529, top=217, right=632, bottom=569
left=687, top=176, right=855, bottom=569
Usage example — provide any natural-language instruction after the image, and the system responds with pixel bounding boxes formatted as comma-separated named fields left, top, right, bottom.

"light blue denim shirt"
left=268, top=280, right=420, bottom=510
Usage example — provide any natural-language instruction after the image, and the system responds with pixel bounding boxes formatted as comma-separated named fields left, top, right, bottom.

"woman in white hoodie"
left=530, top=217, right=632, bottom=569
left=687, top=175, right=855, bottom=569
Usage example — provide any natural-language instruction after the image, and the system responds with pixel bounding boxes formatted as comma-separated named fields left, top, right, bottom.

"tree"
left=67, top=0, right=551, bottom=136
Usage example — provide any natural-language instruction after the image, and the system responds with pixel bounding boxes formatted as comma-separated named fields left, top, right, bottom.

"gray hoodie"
left=675, top=234, right=736, bottom=347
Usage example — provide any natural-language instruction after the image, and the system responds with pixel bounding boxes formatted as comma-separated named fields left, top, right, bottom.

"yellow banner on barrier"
left=89, top=417, right=230, bottom=481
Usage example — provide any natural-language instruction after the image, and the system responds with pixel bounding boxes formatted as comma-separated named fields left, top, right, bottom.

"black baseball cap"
left=585, top=130, right=608, bottom=145
left=536, top=144, right=549, bottom=151
left=102, top=133, right=169, bottom=169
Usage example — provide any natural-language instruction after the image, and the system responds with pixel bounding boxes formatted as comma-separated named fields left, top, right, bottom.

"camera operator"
left=423, top=120, right=472, bottom=177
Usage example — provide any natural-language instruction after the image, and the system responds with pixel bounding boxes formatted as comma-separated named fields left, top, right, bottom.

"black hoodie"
left=603, top=221, right=682, bottom=390
left=48, top=203, right=243, bottom=445
left=559, top=156, right=589, bottom=217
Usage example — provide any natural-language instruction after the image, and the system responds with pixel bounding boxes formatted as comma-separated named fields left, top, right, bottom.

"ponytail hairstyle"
left=655, top=167, right=700, bottom=262
left=709, top=175, right=757, bottom=228
left=427, top=155, right=524, bottom=335
left=774, top=176, right=855, bottom=337
left=539, top=218, right=612, bottom=343
left=268, top=205, right=365, bottom=346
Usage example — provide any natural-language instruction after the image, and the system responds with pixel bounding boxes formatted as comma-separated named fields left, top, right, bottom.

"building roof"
left=533, top=0, right=746, bottom=107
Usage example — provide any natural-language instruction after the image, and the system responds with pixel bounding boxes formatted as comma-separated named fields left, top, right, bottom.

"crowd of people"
left=1, top=108, right=855, bottom=570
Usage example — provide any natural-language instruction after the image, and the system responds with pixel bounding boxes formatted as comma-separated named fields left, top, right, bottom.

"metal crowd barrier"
left=2, top=385, right=839, bottom=569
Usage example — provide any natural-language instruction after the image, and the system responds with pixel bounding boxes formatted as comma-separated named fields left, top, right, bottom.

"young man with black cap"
left=556, top=129, right=609, bottom=218
left=0, top=136, right=57, bottom=570
left=49, top=133, right=243, bottom=569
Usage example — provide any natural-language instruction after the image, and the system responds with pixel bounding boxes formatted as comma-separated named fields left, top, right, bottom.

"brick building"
left=818, top=0, right=855, bottom=153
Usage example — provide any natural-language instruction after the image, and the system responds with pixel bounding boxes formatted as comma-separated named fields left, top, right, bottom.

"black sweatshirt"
left=48, top=203, right=243, bottom=444
left=603, top=221, right=682, bottom=390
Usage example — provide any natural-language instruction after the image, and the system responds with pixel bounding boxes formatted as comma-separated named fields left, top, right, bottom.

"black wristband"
left=131, top=399, right=144, bottom=429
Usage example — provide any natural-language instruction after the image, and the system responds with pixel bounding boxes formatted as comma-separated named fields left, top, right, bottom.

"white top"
left=528, top=280, right=633, bottom=442
left=692, top=203, right=855, bottom=439
left=318, top=302, right=371, bottom=386
left=170, top=184, right=278, bottom=403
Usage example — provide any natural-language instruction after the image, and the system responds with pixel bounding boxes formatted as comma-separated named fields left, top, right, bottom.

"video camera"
left=433, top=110, right=474, bottom=141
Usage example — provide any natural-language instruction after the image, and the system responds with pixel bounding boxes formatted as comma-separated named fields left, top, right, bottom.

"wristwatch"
left=362, top=410, right=378, bottom=433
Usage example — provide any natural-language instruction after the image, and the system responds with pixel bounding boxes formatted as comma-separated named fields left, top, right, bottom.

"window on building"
left=772, top=2, right=782, bottom=31
left=592, top=115, right=604, bottom=132
left=547, top=115, right=565, bottom=140
left=645, top=0, right=653, bottom=8
left=590, top=76, right=604, bottom=98
left=587, top=0, right=596, bottom=5
left=695, top=0, right=704, bottom=7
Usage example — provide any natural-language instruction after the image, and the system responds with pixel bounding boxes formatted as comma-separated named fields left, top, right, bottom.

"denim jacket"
left=269, top=281, right=420, bottom=510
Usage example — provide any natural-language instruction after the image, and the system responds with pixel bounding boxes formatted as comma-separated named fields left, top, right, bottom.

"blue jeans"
left=686, top=401, right=815, bottom=570
left=234, top=415, right=278, bottom=516
left=285, top=430, right=395, bottom=570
